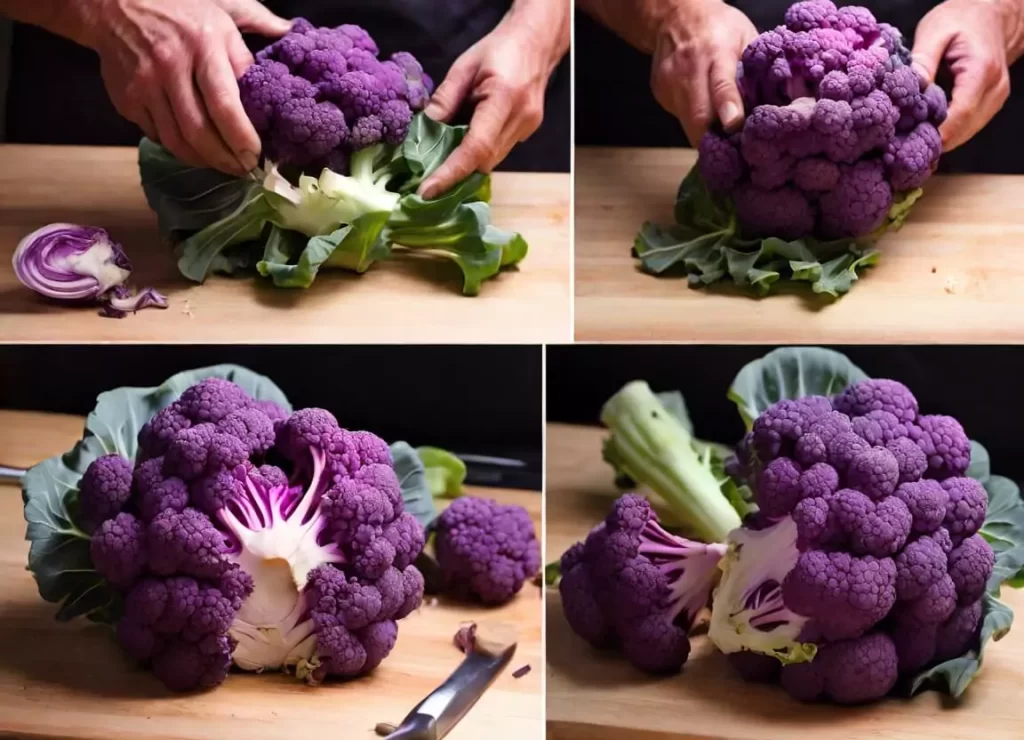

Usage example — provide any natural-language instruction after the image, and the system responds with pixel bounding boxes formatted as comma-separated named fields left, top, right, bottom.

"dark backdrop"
left=575, top=1, right=1024, bottom=174
left=0, top=344, right=542, bottom=488
left=547, top=345, right=1024, bottom=480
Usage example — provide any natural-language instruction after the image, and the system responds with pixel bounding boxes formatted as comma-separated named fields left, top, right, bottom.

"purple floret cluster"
left=78, top=378, right=425, bottom=692
left=727, top=378, right=993, bottom=704
left=238, top=19, right=434, bottom=168
left=700, top=1, right=947, bottom=240
left=558, top=494, right=727, bottom=674
left=434, top=496, right=541, bottom=605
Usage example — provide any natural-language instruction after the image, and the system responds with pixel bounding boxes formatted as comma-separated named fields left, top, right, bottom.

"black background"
left=575, top=1, right=1024, bottom=174
left=0, top=345, right=543, bottom=486
left=547, top=345, right=1024, bottom=480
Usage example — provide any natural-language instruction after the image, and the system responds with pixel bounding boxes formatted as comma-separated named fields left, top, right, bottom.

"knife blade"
left=385, top=626, right=517, bottom=740
left=0, top=465, right=26, bottom=484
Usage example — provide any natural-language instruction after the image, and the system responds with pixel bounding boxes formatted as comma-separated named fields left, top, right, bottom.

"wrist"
left=981, top=0, right=1024, bottom=61
left=507, top=0, right=571, bottom=68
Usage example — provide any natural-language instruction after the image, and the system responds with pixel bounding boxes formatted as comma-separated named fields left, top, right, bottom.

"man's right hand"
left=74, top=0, right=291, bottom=174
left=649, top=0, right=757, bottom=146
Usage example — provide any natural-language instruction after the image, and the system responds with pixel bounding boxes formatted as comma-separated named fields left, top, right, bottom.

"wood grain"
left=545, top=422, right=1024, bottom=740
left=0, top=410, right=543, bottom=740
left=0, top=145, right=571, bottom=344
left=574, top=147, right=1024, bottom=343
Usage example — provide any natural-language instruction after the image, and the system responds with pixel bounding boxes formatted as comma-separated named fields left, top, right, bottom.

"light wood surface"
left=0, top=410, right=543, bottom=740
left=545, top=422, right=1024, bottom=740
left=0, top=145, right=571, bottom=344
left=574, top=146, right=1024, bottom=343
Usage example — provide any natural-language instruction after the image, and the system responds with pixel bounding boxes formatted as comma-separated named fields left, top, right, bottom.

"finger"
left=219, top=0, right=292, bottom=37
left=165, top=59, right=248, bottom=175
left=225, top=31, right=256, bottom=79
left=418, top=94, right=513, bottom=199
left=424, top=56, right=478, bottom=123
left=910, top=21, right=954, bottom=84
left=942, top=66, right=1003, bottom=151
left=196, top=48, right=263, bottom=171
left=148, top=92, right=205, bottom=168
left=136, top=110, right=158, bottom=142
left=709, top=53, right=745, bottom=131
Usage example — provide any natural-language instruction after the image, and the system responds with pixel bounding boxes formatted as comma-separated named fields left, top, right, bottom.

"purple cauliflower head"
left=237, top=20, right=433, bottom=170
left=707, top=376, right=993, bottom=705
left=75, top=377, right=425, bottom=693
left=700, top=3, right=946, bottom=240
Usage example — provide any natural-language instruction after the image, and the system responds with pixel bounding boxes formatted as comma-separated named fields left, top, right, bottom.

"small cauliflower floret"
left=947, top=535, right=995, bottom=605
left=699, top=131, right=745, bottom=194
left=818, top=160, right=893, bottom=239
left=781, top=632, right=898, bottom=704
left=559, top=495, right=727, bottom=675
left=433, top=496, right=540, bottom=605
left=78, top=454, right=133, bottom=532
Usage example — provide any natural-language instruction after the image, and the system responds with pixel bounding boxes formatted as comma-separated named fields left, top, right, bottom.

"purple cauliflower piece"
left=434, top=496, right=540, bottom=605
left=559, top=494, right=727, bottom=674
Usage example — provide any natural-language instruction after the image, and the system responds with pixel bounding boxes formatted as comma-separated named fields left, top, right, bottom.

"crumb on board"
left=512, top=664, right=531, bottom=679
left=181, top=299, right=194, bottom=318
left=944, top=275, right=961, bottom=294
left=931, top=267, right=937, bottom=274
left=428, top=597, right=439, bottom=607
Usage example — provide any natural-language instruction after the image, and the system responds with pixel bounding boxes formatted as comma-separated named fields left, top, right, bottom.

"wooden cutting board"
left=0, top=146, right=570, bottom=344
left=0, top=410, right=543, bottom=740
left=545, top=423, right=1024, bottom=740
left=574, top=147, right=1024, bottom=343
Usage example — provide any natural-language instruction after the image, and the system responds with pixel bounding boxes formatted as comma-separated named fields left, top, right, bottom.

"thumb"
left=424, top=57, right=478, bottom=123
left=222, top=0, right=292, bottom=37
left=911, top=19, right=954, bottom=84
left=709, top=54, right=745, bottom=132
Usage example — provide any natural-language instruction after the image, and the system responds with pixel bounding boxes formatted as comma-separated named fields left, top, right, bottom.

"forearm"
left=578, top=0, right=686, bottom=53
left=0, top=0, right=93, bottom=45
left=509, top=0, right=571, bottom=62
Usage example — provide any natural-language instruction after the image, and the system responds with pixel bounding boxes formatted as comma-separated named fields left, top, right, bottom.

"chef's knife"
left=384, top=625, right=517, bottom=740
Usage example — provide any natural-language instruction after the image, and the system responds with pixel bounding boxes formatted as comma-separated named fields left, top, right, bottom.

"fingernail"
left=720, top=102, right=741, bottom=128
left=240, top=150, right=259, bottom=172
left=912, top=62, right=931, bottom=84
left=418, top=181, right=437, bottom=200
left=423, top=103, right=442, bottom=121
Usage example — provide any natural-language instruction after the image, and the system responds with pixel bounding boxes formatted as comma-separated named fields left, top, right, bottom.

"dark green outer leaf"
left=390, top=441, right=440, bottom=527
left=138, top=138, right=253, bottom=234
left=727, top=347, right=869, bottom=429
left=23, top=366, right=293, bottom=623
left=177, top=191, right=271, bottom=283
left=909, top=592, right=1014, bottom=698
left=399, top=113, right=468, bottom=192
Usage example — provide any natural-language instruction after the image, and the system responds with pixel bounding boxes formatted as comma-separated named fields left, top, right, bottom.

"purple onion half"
left=13, top=223, right=168, bottom=318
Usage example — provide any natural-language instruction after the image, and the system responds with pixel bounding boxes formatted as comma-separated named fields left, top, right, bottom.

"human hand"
left=418, top=1, right=569, bottom=200
left=650, top=0, right=758, bottom=146
left=74, top=0, right=291, bottom=174
left=912, top=0, right=1024, bottom=152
